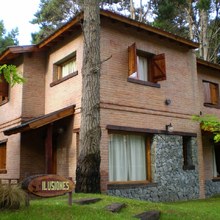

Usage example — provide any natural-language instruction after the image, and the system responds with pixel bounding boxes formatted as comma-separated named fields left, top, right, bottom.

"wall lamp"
left=166, top=123, right=174, bottom=133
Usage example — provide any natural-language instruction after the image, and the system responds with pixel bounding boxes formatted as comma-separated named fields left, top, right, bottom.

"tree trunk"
left=185, top=0, right=195, bottom=40
left=130, top=0, right=135, bottom=19
left=199, top=8, right=209, bottom=60
left=75, top=0, right=101, bottom=193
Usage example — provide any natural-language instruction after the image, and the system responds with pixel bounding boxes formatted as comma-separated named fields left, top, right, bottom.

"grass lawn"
left=0, top=193, right=219, bottom=220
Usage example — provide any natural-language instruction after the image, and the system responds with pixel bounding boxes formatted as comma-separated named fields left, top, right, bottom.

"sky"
left=0, top=0, right=41, bottom=45
left=0, top=0, right=150, bottom=46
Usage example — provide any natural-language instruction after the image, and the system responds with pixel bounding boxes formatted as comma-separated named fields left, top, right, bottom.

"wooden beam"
left=4, top=105, right=75, bottom=136
left=29, top=106, right=75, bottom=129
left=45, top=124, right=53, bottom=174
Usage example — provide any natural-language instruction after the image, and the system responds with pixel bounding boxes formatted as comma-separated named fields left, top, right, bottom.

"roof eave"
left=0, top=45, right=37, bottom=64
left=197, top=58, right=220, bottom=71
left=100, top=10, right=199, bottom=49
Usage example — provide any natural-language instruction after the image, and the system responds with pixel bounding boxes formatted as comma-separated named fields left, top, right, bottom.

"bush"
left=0, top=183, right=27, bottom=210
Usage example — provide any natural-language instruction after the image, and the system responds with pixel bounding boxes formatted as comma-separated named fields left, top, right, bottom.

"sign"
left=26, top=175, right=75, bottom=197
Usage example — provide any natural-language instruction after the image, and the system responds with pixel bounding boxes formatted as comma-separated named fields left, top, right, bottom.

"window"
left=128, top=43, right=166, bottom=84
left=0, top=75, right=9, bottom=105
left=203, top=81, right=219, bottom=106
left=109, top=133, right=151, bottom=182
left=183, top=136, right=195, bottom=170
left=213, top=144, right=220, bottom=178
left=0, top=140, right=6, bottom=172
left=53, top=52, right=77, bottom=82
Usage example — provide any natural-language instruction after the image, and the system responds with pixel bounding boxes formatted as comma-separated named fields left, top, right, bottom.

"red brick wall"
left=197, top=64, right=220, bottom=182
left=99, top=20, right=204, bottom=197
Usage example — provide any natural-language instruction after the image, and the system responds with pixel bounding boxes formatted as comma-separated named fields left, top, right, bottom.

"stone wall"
left=108, top=134, right=200, bottom=202
left=205, top=180, right=220, bottom=197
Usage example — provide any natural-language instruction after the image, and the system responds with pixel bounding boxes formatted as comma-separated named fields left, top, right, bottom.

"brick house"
left=0, top=10, right=220, bottom=202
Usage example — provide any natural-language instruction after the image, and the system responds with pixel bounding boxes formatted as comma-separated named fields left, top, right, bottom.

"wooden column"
left=45, top=124, right=53, bottom=174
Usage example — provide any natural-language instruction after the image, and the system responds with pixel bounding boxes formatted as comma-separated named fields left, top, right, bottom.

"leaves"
left=0, top=20, right=19, bottom=53
left=0, top=64, right=25, bottom=86
left=193, top=114, right=220, bottom=142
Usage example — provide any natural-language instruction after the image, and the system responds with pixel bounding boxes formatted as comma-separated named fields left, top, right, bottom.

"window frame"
left=51, top=52, right=78, bottom=86
left=108, top=130, right=152, bottom=184
left=0, top=139, right=7, bottom=174
left=0, top=75, right=9, bottom=106
left=203, top=80, right=219, bottom=108
left=182, top=136, right=195, bottom=171
left=213, top=144, right=220, bottom=179
left=128, top=42, right=166, bottom=87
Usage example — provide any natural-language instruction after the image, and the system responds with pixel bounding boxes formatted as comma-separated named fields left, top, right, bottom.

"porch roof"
left=3, top=105, right=75, bottom=136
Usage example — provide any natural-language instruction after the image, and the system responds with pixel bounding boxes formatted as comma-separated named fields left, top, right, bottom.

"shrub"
left=0, top=183, right=27, bottom=210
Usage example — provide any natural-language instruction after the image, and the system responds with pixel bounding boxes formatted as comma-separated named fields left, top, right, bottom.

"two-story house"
left=0, top=10, right=219, bottom=202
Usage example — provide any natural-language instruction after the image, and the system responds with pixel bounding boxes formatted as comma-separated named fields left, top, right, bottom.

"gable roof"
left=0, top=9, right=199, bottom=64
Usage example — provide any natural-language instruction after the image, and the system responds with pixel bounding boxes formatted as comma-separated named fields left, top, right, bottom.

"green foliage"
left=0, top=184, right=27, bottom=210
left=0, top=64, right=25, bottom=86
left=0, top=193, right=220, bottom=219
left=197, top=0, right=211, bottom=11
left=151, top=0, right=189, bottom=38
left=193, top=114, right=220, bottom=142
left=0, top=20, right=19, bottom=53
left=30, top=0, right=80, bottom=44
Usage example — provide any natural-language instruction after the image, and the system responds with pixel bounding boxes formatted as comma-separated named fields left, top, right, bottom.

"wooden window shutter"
left=128, top=43, right=137, bottom=77
left=0, top=144, right=6, bottom=169
left=151, top=53, right=166, bottom=82
left=0, top=75, right=9, bottom=97
left=210, top=83, right=218, bottom=105
left=203, top=82, right=212, bottom=104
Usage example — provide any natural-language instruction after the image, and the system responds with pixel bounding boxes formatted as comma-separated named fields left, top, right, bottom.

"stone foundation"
left=108, top=134, right=200, bottom=202
left=205, top=180, right=220, bottom=197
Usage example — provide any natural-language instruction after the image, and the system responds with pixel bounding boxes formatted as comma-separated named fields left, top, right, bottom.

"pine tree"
left=0, top=20, right=19, bottom=53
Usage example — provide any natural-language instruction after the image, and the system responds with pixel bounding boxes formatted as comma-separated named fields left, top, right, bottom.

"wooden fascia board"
left=38, top=13, right=84, bottom=49
left=29, top=106, right=75, bottom=129
left=100, top=10, right=199, bottom=49
left=4, top=124, right=31, bottom=136
left=4, top=105, right=75, bottom=136
left=0, top=46, right=37, bottom=63
left=197, top=58, right=220, bottom=71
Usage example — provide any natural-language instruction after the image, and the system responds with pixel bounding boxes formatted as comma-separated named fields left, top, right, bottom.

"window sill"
left=212, top=177, right=220, bottom=182
left=107, top=181, right=157, bottom=190
left=50, top=71, right=78, bottom=87
left=183, top=165, right=195, bottom=171
left=127, top=78, right=160, bottom=88
left=204, top=103, right=220, bottom=109
left=0, top=169, right=7, bottom=174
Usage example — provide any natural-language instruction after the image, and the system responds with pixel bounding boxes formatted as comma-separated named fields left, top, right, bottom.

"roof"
left=4, top=105, right=75, bottom=136
left=0, top=45, right=37, bottom=64
left=0, top=10, right=199, bottom=64
left=197, top=58, right=220, bottom=71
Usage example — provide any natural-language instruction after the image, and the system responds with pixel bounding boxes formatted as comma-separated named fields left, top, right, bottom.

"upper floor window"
left=52, top=52, right=77, bottom=84
left=0, top=140, right=7, bottom=173
left=109, top=132, right=151, bottom=183
left=128, top=43, right=166, bottom=85
left=203, top=81, right=219, bottom=107
left=0, top=75, right=9, bottom=105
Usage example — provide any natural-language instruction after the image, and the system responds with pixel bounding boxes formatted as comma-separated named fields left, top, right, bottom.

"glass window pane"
left=137, top=56, right=148, bottom=81
left=109, top=133, right=146, bottom=182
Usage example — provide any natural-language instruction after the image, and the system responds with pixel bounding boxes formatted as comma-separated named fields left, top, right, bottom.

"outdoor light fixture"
left=166, top=123, right=174, bottom=133
left=165, top=99, right=171, bottom=105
